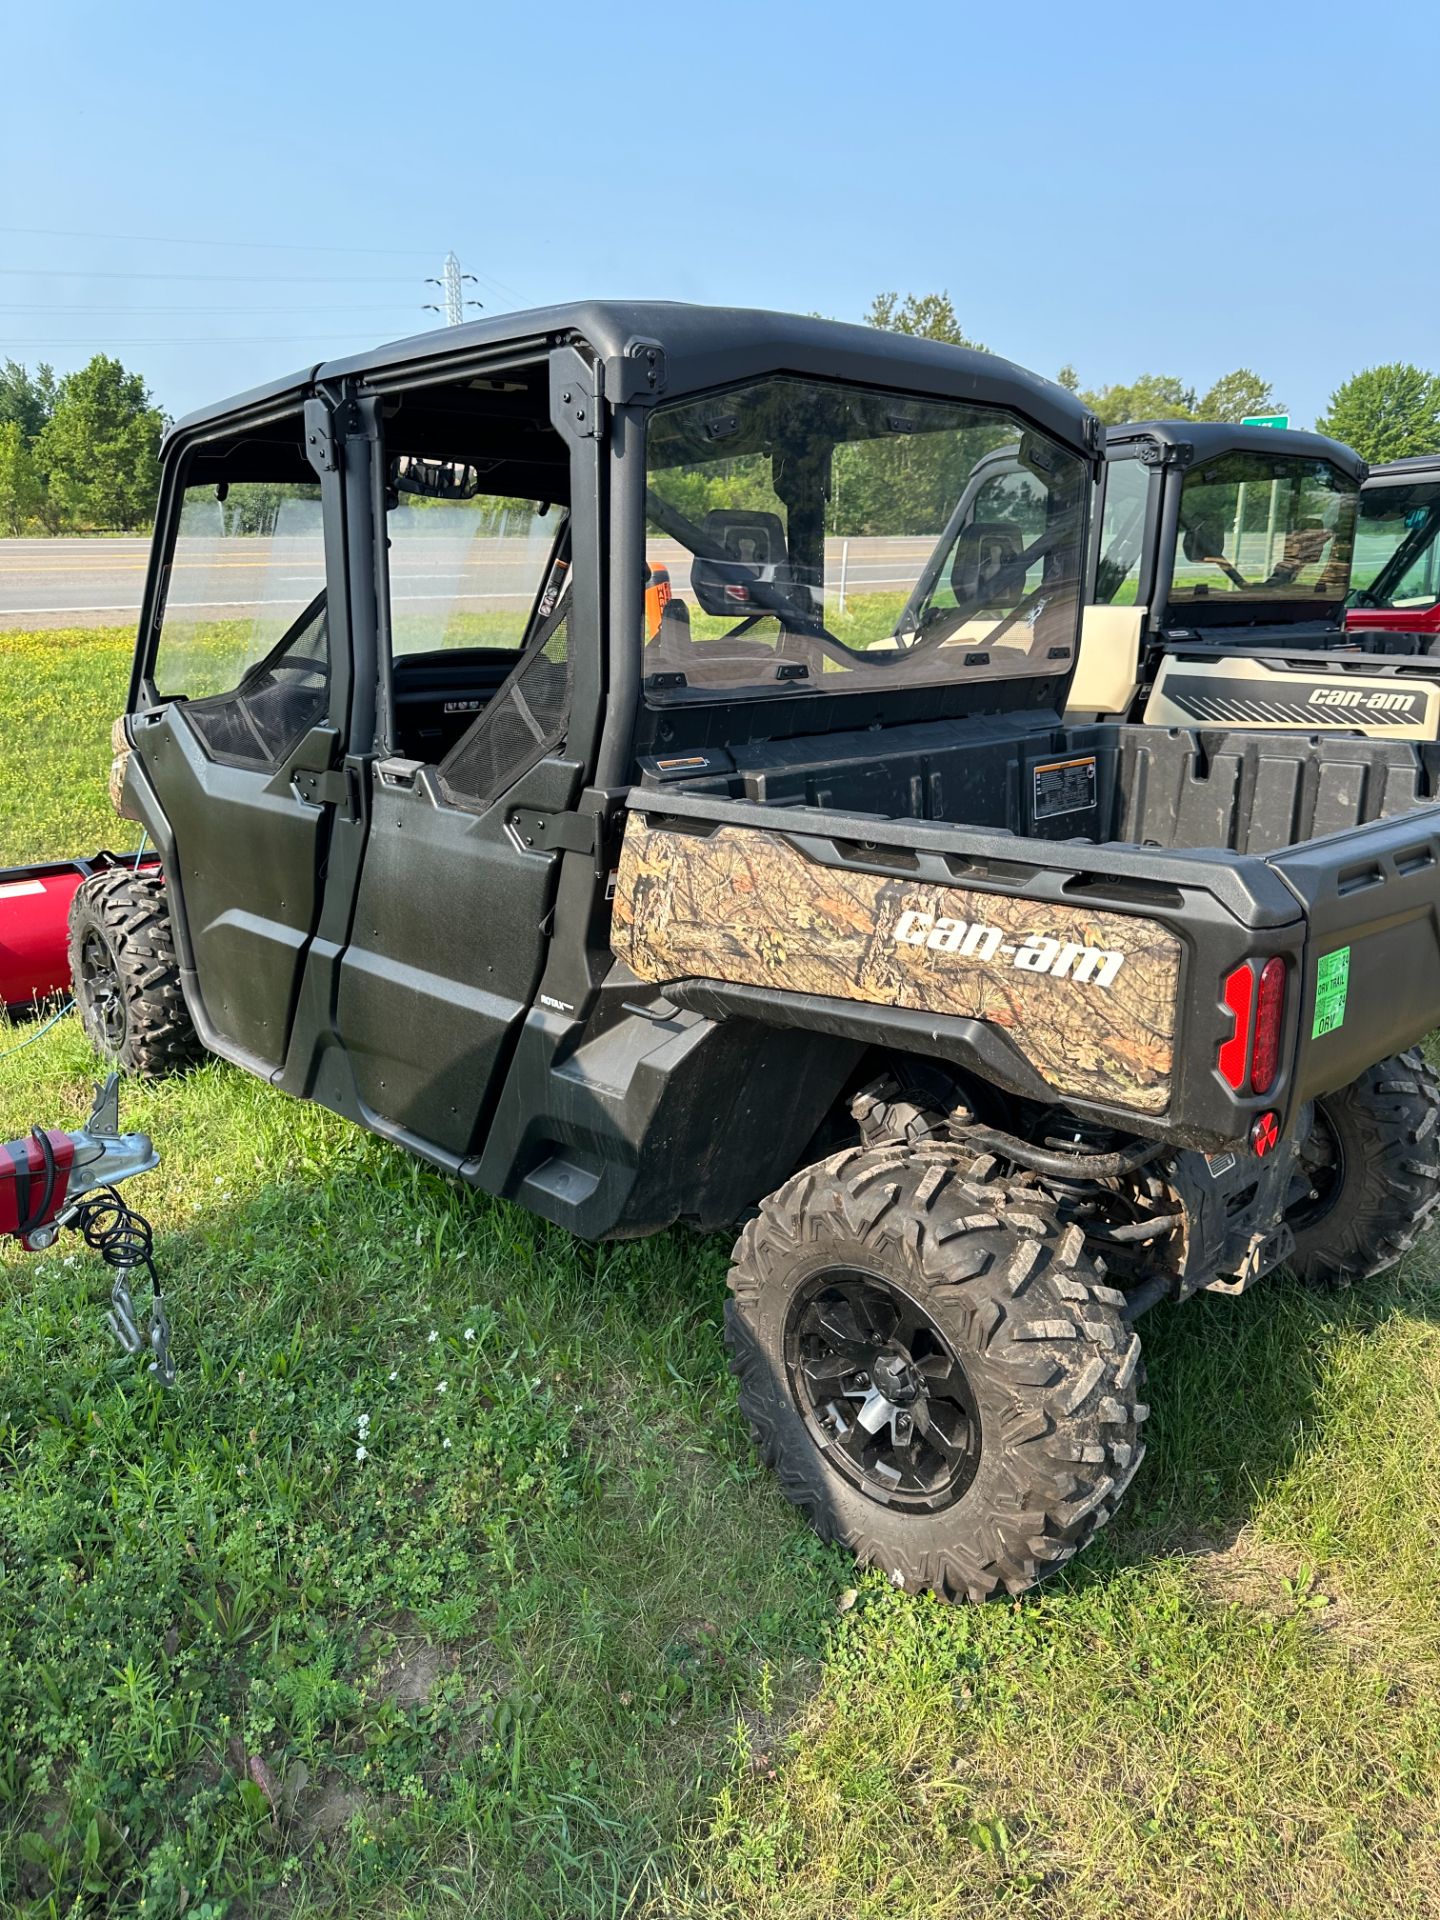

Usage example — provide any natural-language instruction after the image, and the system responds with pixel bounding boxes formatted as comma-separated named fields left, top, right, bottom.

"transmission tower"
left=424, top=251, right=482, bottom=327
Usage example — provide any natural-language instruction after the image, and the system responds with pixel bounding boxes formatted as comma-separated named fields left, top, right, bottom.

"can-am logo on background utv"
left=1307, top=686, right=1419, bottom=715
left=891, top=909, right=1127, bottom=986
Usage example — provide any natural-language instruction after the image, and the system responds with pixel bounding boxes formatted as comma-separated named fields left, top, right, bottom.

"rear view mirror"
left=391, top=455, right=484, bottom=501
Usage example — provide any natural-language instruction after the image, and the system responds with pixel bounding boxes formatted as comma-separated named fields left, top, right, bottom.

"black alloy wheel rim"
left=80, top=930, right=126, bottom=1051
left=784, top=1266, right=983, bottom=1511
left=1290, top=1105, right=1347, bottom=1233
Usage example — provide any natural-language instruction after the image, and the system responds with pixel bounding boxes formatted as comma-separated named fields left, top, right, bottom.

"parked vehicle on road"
left=71, top=304, right=1440, bottom=1600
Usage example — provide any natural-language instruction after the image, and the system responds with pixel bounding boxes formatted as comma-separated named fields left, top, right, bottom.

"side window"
left=1094, top=459, right=1149, bottom=605
left=153, top=454, right=329, bottom=768
left=382, top=482, right=571, bottom=809
left=1389, top=528, right=1440, bottom=609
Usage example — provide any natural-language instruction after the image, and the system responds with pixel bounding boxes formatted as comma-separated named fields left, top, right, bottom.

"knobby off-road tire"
left=725, top=1144, right=1148, bottom=1603
left=1288, top=1048, right=1440, bottom=1289
left=68, top=869, right=203, bottom=1076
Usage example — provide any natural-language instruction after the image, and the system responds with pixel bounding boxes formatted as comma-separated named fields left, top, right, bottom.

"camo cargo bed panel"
left=613, top=815, right=1184, bottom=1114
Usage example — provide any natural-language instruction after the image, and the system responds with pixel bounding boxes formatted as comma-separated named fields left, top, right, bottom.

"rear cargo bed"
left=641, top=716, right=1440, bottom=856
left=616, top=717, right=1440, bottom=1151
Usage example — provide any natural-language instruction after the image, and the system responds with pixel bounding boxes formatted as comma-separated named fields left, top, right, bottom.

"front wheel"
left=1287, top=1050, right=1440, bottom=1289
left=68, top=869, right=203, bottom=1076
left=725, top=1145, right=1148, bottom=1603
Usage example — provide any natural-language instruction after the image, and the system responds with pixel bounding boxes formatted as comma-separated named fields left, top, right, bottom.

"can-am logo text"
left=891, top=909, right=1126, bottom=987
left=1307, top=686, right=1418, bottom=716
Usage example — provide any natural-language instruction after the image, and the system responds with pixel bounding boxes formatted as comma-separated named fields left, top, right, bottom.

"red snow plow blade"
left=1, top=852, right=160, bottom=1015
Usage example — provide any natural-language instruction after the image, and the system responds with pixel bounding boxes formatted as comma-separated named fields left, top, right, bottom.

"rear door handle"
left=375, top=757, right=425, bottom=792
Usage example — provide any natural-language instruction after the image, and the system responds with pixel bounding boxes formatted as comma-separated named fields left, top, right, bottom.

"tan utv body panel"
left=109, top=714, right=139, bottom=820
left=1143, top=650, right=1440, bottom=740
left=613, top=814, right=1184, bottom=1115
left=1065, top=604, right=1146, bottom=717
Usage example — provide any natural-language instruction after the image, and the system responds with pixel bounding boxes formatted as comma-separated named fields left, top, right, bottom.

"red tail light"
left=1218, top=957, right=1286, bottom=1096
left=1218, top=964, right=1254, bottom=1090
left=1251, top=956, right=1286, bottom=1095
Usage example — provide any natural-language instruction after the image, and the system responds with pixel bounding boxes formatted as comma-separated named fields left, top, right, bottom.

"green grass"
left=1, top=626, right=137, bottom=867
left=2, top=627, right=1439, bottom=1917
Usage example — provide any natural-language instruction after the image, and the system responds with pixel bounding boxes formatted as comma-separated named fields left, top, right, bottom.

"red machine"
left=1347, top=455, right=1440, bottom=647
left=1, top=850, right=159, bottom=1013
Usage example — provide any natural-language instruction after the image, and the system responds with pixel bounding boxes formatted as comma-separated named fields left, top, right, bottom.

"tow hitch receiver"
left=1, top=1074, right=175, bottom=1385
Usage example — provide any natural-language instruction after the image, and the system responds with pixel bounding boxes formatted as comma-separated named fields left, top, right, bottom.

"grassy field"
left=1, top=624, right=1438, bottom=1919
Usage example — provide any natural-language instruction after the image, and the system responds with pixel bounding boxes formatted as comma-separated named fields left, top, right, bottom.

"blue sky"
left=3, top=0, right=1432, bottom=427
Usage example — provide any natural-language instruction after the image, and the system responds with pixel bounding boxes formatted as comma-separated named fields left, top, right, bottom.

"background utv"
left=72, top=303, right=1440, bottom=1602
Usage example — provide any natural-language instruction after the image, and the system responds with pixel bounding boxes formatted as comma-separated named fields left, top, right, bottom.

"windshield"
left=1351, top=479, right=1440, bottom=611
left=1169, top=452, right=1357, bottom=614
left=642, top=376, right=1089, bottom=701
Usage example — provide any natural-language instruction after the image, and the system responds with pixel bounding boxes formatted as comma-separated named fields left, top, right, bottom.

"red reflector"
left=1218, top=964, right=1254, bottom=1089
left=1251, top=1110, right=1280, bottom=1157
left=1251, top=956, right=1286, bottom=1095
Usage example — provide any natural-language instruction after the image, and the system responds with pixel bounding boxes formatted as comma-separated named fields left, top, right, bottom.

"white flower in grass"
left=355, top=1445, right=368, bottom=1463
left=463, top=1328, right=476, bottom=1344
left=388, top=1370, right=398, bottom=1382
left=427, top=1330, right=438, bottom=1345
left=437, top=1380, right=448, bottom=1395
left=442, top=1437, right=452, bottom=1450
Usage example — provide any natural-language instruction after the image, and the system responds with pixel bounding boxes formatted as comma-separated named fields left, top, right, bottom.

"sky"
left=2, top=0, right=1433, bottom=429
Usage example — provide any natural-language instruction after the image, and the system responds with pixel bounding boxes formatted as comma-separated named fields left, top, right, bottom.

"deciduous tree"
left=0, top=422, right=42, bottom=535
left=36, top=355, right=165, bottom=531
left=1317, top=363, right=1440, bottom=463
left=0, top=359, right=58, bottom=441
left=1194, top=369, right=1283, bottom=423
left=865, top=291, right=986, bottom=352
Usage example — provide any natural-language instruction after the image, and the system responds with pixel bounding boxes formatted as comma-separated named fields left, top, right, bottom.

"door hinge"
left=549, top=346, right=605, bottom=444
left=605, top=337, right=668, bottom=404
left=507, top=806, right=597, bottom=855
left=303, top=396, right=337, bottom=475
left=293, top=763, right=361, bottom=820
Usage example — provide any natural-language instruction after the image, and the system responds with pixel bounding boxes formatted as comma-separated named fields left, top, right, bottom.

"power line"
left=0, top=303, right=425, bottom=315
left=0, top=266, right=419, bottom=285
left=0, top=223, right=439, bottom=257
left=0, top=334, right=399, bottom=347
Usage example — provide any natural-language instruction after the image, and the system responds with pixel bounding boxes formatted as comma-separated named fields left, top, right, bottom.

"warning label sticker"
left=1313, top=946, right=1350, bottom=1038
left=1033, top=755, right=1097, bottom=821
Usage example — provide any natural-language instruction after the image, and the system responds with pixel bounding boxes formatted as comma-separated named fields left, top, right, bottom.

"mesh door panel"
left=437, top=617, right=570, bottom=810
left=184, top=603, right=330, bottom=767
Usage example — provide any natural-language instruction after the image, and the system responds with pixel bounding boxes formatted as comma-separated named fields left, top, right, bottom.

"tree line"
left=867, top=291, right=1440, bottom=466
left=2, top=303, right=1439, bottom=538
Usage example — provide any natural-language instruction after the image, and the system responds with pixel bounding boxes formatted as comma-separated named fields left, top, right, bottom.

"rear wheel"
left=725, top=1144, right=1148, bottom=1603
left=68, top=869, right=202, bottom=1076
left=1287, top=1049, right=1440, bottom=1288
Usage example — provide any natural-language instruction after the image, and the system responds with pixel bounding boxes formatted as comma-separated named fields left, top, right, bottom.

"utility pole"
left=424, top=251, right=482, bottom=327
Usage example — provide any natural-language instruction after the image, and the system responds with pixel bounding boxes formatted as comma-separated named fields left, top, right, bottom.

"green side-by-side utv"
left=66, top=304, right=1440, bottom=1600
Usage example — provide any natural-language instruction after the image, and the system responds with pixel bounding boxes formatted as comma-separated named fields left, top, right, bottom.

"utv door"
left=295, top=354, right=595, bottom=1163
left=128, top=407, right=354, bottom=1074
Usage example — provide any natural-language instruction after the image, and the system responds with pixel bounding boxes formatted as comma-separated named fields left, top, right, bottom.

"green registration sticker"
left=1312, top=946, right=1350, bottom=1038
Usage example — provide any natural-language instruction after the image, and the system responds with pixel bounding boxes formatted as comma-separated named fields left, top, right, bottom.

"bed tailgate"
left=612, top=808, right=1190, bottom=1118
left=1268, top=805, right=1440, bottom=1103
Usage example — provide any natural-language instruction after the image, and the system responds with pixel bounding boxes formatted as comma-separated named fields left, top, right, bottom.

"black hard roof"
left=1364, top=453, right=1440, bottom=483
left=1105, top=418, right=1366, bottom=481
left=165, top=298, right=1096, bottom=456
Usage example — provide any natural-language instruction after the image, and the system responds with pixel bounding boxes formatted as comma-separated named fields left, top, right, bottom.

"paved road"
left=0, top=533, right=944, bottom=634
left=0, top=537, right=157, bottom=630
